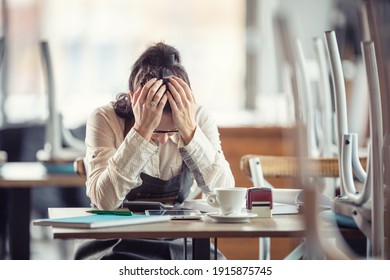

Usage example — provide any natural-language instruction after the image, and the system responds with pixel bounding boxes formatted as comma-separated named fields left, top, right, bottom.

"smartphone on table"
left=145, top=209, right=203, bottom=220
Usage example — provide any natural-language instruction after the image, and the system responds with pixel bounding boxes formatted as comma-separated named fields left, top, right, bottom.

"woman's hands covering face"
left=130, top=78, right=167, bottom=141
left=129, top=76, right=197, bottom=144
left=167, top=77, right=197, bottom=144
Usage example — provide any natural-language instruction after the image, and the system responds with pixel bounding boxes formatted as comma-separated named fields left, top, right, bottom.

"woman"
left=75, top=42, right=235, bottom=259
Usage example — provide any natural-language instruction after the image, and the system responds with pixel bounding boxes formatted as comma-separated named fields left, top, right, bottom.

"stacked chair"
left=241, top=0, right=389, bottom=259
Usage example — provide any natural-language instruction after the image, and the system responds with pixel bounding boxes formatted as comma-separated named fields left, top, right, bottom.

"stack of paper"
left=33, top=214, right=171, bottom=229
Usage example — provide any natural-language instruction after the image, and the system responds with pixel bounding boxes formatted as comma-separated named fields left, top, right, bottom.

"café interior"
left=0, top=0, right=389, bottom=260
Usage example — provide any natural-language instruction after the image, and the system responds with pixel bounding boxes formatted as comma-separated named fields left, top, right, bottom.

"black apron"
left=74, top=166, right=224, bottom=260
left=125, top=165, right=192, bottom=206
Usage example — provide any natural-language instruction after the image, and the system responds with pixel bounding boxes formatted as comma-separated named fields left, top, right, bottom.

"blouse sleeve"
left=84, top=106, right=158, bottom=210
left=178, top=106, right=235, bottom=194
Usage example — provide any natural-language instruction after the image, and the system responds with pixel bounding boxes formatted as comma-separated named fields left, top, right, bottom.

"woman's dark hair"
left=114, top=42, right=190, bottom=119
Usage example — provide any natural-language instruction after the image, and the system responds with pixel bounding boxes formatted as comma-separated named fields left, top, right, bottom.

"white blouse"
left=85, top=102, right=235, bottom=209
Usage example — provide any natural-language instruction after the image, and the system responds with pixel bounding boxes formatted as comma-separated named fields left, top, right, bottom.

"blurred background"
left=1, top=0, right=387, bottom=260
left=0, top=0, right=341, bottom=128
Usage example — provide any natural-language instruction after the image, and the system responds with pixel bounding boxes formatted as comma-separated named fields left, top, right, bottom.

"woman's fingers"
left=167, top=84, right=197, bottom=144
left=135, top=78, right=169, bottom=109
left=167, top=78, right=184, bottom=107
left=171, top=76, right=194, bottom=102
left=167, top=92, right=178, bottom=111
left=137, top=77, right=193, bottom=109
left=145, top=79, right=164, bottom=105
left=138, top=78, right=157, bottom=104
left=151, top=83, right=167, bottom=107
left=130, top=85, right=143, bottom=104
left=157, top=94, right=168, bottom=110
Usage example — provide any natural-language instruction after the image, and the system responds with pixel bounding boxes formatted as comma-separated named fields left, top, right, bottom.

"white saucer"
left=206, top=212, right=257, bottom=223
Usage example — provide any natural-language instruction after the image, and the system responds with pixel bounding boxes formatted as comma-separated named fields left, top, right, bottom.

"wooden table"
left=46, top=207, right=306, bottom=260
left=0, top=162, right=86, bottom=260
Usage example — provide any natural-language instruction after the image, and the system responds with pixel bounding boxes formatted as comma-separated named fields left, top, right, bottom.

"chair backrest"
left=240, top=154, right=367, bottom=179
left=73, top=157, right=87, bottom=177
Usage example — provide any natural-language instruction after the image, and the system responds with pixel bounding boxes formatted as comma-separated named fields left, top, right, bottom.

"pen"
left=87, top=210, right=134, bottom=216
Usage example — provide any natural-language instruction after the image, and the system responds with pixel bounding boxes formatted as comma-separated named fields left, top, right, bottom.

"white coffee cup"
left=206, top=187, right=247, bottom=215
